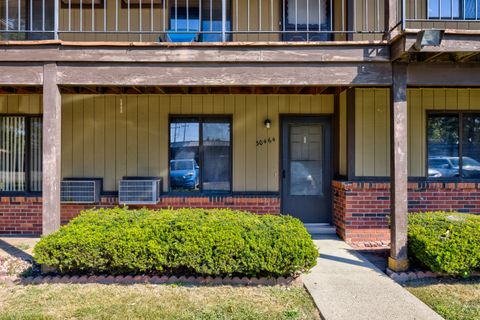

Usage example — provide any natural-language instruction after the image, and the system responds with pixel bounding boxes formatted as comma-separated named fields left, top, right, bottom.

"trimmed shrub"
left=408, top=211, right=480, bottom=276
left=33, top=207, right=318, bottom=277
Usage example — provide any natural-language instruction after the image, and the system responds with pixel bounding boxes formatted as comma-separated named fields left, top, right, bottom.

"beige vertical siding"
left=354, top=88, right=390, bottom=177
left=59, top=94, right=334, bottom=192
left=354, top=88, right=480, bottom=177
left=0, top=95, right=43, bottom=114
left=351, top=0, right=385, bottom=41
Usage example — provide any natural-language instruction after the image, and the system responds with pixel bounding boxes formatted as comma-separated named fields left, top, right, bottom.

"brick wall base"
left=333, top=180, right=480, bottom=245
left=0, top=195, right=280, bottom=235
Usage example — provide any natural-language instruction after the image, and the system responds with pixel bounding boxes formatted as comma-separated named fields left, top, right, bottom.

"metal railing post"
left=54, top=0, right=59, bottom=39
left=402, top=0, right=406, bottom=31
left=222, top=0, right=227, bottom=41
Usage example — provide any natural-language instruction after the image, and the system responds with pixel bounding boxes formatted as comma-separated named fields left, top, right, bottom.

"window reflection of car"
left=428, top=156, right=480, bottom=178
left=170, top=159, right=199, bottom=189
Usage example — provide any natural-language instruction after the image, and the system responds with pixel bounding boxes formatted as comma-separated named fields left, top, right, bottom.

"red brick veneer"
left=0, top=195, right=280, bottom=235
left=333, top=180, right=480, bottom=245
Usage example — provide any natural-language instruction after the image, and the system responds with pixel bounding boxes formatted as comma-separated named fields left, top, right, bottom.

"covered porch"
left=2, top=40, right=480, bottom=272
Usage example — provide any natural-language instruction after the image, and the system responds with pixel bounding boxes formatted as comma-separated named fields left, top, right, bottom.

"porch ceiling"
left=0, top=85, right=349, bottom=95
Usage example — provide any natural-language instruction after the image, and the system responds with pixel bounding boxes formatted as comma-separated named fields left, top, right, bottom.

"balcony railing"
left=2, top=1, right=478, bottom=43
left=0, top=0, right=393, bottom=42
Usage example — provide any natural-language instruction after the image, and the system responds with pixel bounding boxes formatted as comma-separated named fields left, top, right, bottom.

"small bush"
left=33, top=208, right=318, bottom=277
left=408, top=211, right=480, bottom=276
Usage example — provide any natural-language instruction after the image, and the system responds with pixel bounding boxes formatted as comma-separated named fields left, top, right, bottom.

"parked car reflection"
left=170, top=159, right=200, bottom=190
left=428, top=156, right=480, bottom=178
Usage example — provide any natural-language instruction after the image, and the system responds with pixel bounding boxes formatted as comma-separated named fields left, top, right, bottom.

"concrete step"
left=304, top=223, right=336, bottom=235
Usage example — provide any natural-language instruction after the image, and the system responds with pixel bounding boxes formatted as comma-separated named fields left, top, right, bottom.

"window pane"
left=428, top=0, right=461, bottom=18
left=287, top=0, right=327, bottom=25
left=462, top=115, right=480, bottom=178
left=202, top=121, right=231, bottom=191
left=0, top=117, right=26, bottom=191
left=170, top=120, right=200, bottom=191
left=464, top=0, right=480, bottom=19
left=427, top=115, right=459, bottom=178
left=30, top=118, right=43, bottom=191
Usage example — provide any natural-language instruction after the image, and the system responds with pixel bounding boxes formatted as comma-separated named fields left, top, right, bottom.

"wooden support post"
left=388, top=63, right=409, bottom=272
left=42, top=63, right=61, bottom=235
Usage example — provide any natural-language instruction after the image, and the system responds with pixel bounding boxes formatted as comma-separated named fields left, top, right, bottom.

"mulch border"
left=386, top=268, right=480, bottom=283
left=0, top=274, right=303, bottom=286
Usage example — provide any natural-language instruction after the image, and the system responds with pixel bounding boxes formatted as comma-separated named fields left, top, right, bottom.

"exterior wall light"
left=264, top=119, right=271, bottom=129
left=414, top=29, right=445, bottom=51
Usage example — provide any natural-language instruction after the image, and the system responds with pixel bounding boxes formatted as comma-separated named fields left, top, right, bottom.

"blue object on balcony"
left=165, top=32, right=199, bottom=42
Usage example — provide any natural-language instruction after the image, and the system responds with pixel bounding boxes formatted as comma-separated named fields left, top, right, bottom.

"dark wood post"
left=42, top=63, right=61, bottom=235
left=388, top=63, right=409, bottom=272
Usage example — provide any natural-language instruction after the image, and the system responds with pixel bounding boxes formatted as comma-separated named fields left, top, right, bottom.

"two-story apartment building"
left=1, top=0, right=480, bottom=271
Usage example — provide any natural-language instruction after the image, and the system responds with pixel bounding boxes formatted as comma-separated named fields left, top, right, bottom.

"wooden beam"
left=407, top=63, right=480, bottom=86
left=388, top=63, right=409, bottom=272
left=55, top=63, right=393, bottom=86
left=405, top=33, right=480, bottom=53
left=0, top=45, right=391, bottom=63
left=0, top=63, right=43, bottom=85
left=42, top=63, right=62, bottom=235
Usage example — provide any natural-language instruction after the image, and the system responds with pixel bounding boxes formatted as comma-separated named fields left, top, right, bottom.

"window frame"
left=0, top=114, right=42, bottom=196
left=168, top=114, right=233, bottom=195
left=426, top=110, right=480, bottom=181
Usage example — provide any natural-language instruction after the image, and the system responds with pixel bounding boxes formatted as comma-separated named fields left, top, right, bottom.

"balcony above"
left=0, top=0, right=392, bottom=43
left=0, top=0, right=480, bottom=47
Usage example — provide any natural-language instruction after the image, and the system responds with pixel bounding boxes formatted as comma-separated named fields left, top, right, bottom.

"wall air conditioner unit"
left=118, top=177, right=162, bottom=205
left=61, top=178, right=102, bottom=203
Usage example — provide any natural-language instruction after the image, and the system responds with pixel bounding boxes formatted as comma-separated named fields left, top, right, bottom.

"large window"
left=427, top=113, right=480, bottom=179
left=0, top=116, right=42, bottom=192
left=169, top=117, right=231, bottom=192
left=428, top=0, right=480, bottom=19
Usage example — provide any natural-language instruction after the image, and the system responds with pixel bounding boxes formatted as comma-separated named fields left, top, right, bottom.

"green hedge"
left=33, top=208, right=318, bottom=277
left=408, top=211, right=480, bottom=276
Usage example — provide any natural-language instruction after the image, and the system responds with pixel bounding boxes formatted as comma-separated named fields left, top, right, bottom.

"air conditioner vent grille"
left=118, top=178, right=162, bottom=205
left=61, top=180, right=101, bottom=203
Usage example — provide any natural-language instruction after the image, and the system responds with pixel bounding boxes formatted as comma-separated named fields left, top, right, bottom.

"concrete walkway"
left=303, top=234, right=444, bottom=320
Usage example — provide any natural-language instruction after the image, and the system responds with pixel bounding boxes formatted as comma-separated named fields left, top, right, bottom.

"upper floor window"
left=283, top=0, right=331, bottom=41
left=428, top=0, right=480, bottom=19
left=0, top=0, right=54, bottom=40
left=0, top=116, right=42, bottom=193
left=169, top=116, right=231, bottom=192
left=427, top=112, right=480, bottom=179
left=167, top=0, right=231, bottom=42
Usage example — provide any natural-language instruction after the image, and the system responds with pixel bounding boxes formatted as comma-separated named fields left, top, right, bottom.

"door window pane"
left=170, top=120, right=200, bottom=191
left=202, top=121, right=231, bottom=191
left=462, top=115, right=480, bottom=178
left=427, top=115, right=459, bottom=178
left=289, top=125, right=323, bottom=195
left=0, top=117, right=26, bottom=191
left=287, top=0, right=327, bottom=26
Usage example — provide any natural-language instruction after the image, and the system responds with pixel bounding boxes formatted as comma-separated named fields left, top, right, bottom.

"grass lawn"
left=0, top=283, right=320, bottom=320
left=406, top=277, right=480, bottom=320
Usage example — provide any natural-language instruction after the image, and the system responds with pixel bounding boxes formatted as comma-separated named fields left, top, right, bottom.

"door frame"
left=279, top=115, right=334, bottom=223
